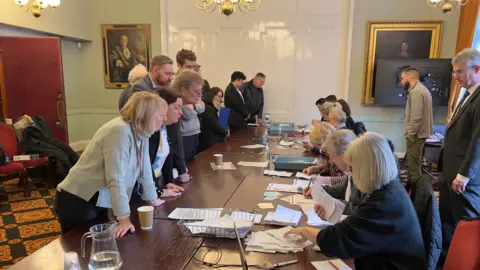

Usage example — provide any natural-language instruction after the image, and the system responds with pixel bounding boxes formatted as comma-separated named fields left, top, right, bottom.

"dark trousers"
left=183, top=134, right=198, bottom=162
left=54, top=189, right=107, bottom=234
left=405, top=137, right=426, bottom=184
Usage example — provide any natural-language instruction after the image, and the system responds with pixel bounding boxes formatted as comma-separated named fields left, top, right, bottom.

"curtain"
left=447, top=0, right=480, bottom=122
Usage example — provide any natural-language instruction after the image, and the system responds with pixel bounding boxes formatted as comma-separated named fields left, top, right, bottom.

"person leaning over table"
left=287, top=132, right=426, bottom=270
left=149, top=87, right=186, bottom=198
left=55, top=92, right=167, bottom=238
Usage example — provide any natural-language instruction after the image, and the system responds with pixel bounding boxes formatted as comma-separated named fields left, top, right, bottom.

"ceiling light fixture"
left=195, top=0, right=261, bottom=17
left=427, top=0, right=468, bottom=14
left=14, top=0, right=61, bottom=18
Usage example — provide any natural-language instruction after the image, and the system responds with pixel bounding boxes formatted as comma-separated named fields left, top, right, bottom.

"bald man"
left=400, top=68, right=433, bottom=184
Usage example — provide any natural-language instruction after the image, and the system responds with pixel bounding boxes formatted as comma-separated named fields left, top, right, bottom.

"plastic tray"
left=273, top=156, right=317, bottom=171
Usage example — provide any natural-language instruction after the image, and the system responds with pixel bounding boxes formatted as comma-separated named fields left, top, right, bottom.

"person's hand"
left=187, top=104, right=194, bottom=110
left=303, top=166, right=315, bottom=175
left=258, top=119, right=263, bottom=126
left=149, top=198, right=165, bottom=206
left=114, top=218, right=135, bottom=238
left=312, top=119, right=320, bottom=126
left=179, top=173, right=191, bottom=183
left=160, top=189, right=182, bottom=198
left=166, top=183, right=184, bottom=192
left=226, top=130, right=231, bottom=137
left=303, top=187, right=312, bottom=199
left=314, top=204, right=327, bottom=220
left=406, top=134, right=414, bottom=142
left=452, top=178, right=467, bottom=194
left=284, top=227, right=309, bottom=243
left=303, top=142, right=314, bottom=150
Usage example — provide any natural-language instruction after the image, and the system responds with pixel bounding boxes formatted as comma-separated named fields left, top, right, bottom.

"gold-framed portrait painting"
left=362, top=21, right=443, bottom=105
left=101, top=24, right=151, bottom=89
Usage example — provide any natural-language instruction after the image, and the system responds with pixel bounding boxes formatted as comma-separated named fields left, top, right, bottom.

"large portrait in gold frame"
left=101, top=24, right=151, bottom=89
left=362, top=21, right=443, bottom=105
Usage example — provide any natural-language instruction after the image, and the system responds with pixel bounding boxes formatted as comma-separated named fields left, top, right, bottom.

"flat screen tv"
left=373, top=58, right=452, bottom=106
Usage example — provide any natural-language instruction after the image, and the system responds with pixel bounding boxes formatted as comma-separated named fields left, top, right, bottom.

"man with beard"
left=400, top=67, right=433, bottom=185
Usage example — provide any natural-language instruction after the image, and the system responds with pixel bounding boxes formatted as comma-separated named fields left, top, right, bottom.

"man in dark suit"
left=439, top=48, right=480, bottom=259
left=243, top=72, right=265, bottom=125
left=225, top=71, right=249, bottom=132
left=118, top=55, right=175, bottom=109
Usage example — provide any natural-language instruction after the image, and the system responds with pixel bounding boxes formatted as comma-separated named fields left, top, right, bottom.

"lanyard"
left=131, top=125, right=144, bottom=181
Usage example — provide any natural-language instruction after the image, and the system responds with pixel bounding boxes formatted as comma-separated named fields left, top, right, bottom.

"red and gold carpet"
left=0, top=178, right=59, bottom=269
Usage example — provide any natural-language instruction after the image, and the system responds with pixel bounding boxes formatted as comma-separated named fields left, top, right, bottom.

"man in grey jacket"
left=400, top=67, right=433, bottom=184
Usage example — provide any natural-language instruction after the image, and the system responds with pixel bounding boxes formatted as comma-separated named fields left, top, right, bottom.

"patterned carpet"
left=0, top=178, right=60, bottom=269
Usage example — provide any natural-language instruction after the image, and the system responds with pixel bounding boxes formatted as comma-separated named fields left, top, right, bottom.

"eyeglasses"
left=452, top=66, right=474, bottom=76
left=190, top=89, right=202, bottom=96
left=216, top=95, right=223, bottom=98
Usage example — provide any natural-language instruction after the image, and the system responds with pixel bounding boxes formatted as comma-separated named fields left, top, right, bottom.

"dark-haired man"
left=225, top=71, right=249, bottom=131
left=243, top=72, right=266, bottom=125
left=400, top=67, right=433, bottom=184
left=176, top=49, right=211, bottom=100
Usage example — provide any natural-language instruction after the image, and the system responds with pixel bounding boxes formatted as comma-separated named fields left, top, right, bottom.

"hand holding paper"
left=311, top=184, right=345, bottom=223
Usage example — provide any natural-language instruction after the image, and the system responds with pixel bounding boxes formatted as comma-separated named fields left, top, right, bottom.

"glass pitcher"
left=81, top=221, right=123, bottom=270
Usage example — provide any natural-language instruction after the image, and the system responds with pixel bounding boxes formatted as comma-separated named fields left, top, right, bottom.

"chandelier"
left=14, top=0, right=61, bottom=18
left=195, top=0, right=262, bottom=17
left=427, top=0, right=468, bottom=14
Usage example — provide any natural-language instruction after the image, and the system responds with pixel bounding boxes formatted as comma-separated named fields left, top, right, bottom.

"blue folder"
left=218, top=107, right=230, bottom=129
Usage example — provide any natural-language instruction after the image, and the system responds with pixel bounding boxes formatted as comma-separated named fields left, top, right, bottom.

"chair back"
left=444, top=218, right=480, bottom=270
left=0, top=124, right=18, bottom=157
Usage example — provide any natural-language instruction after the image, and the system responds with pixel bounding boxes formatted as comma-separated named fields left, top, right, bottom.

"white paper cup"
left=214, top=154, right=223, bottom=167
left=137, top=206, right=154, bottom=230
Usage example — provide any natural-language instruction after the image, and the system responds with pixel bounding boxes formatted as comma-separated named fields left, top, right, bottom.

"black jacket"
left=345, top=116, right=356, bottom=131
left=22, top=116, right=78, bottom=179
left=318, top=180, right=426, bottom=270
left=410, top=175, right=442, bottom=270
left=225, top=83, right=249, bottom=131
left=159, top=123, right=186, bottom=185
left=198, top=103, right=228, bottom=152
left=243, top=79, right=264, bottom=118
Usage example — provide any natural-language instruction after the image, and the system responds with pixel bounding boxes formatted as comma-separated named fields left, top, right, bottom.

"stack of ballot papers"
left=295, top=172, right=312, bottom=180
left=168, top=208, right=223, bottom=220
left=311, top=183, right=345, bottom=223
left=244, top=226, right=313, bottom=253
left=264, top=205, right=302, bottom=227
left=263, top=170, right=293, bottom=178
left=240, top=144, right=265, bottom=149
left=311, top=260, right=352, bottom=270
left=266, top=179, right=310, bottom=193
left=238, top=161, right=269, bottom=167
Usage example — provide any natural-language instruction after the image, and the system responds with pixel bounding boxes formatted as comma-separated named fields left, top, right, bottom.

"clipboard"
left=218, top=107, right=230, bottom=129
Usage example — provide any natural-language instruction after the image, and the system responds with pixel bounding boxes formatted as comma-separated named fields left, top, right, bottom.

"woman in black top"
left=197, top=87, right=230, bottom=152
left=286, top=132, right=425, bottom=270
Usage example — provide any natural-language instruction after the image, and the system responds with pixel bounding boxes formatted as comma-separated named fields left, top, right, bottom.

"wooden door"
left=0, top=37, right=68, bottom=143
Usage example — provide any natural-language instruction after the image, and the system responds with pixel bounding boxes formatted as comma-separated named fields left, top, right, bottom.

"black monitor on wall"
left=373, top=58, right=452, bottom=106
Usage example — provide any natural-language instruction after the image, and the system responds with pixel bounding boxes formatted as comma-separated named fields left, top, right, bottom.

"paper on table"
left=264, top=205, right=303, bottom=227
left=295, top=172, right=312, bottom=180
left=264, top=170, right=293, bottom=178
left=293, top=179, right=311, bottom=189
left=279, top=140, right=294, bottom=147
left=241, top=144, right=265, bottom=149
left=238, top=161, right=269, bottom=167
left=168, top=208, right=223, bottom=220
left=210, top=162, right=237, bottom=170
left=306, top=210, right=333, bottom=227
left=264, top=191, right=282, bottom=197
left=258, top=203, right=275, bottom=209
left=231, top=211, right=263, bottom=224
left=247, top=123, right=260, bottom=127
left=267, top=183, right=303, bottom=193
left=311, top=260, right=352, bottom=270
left=244, top=226, right=312, bottom=254
left=311, top=184, right=345, bottom=223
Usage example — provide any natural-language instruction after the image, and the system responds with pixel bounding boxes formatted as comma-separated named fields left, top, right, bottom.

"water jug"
left=81, top=221, right=122, bottom=270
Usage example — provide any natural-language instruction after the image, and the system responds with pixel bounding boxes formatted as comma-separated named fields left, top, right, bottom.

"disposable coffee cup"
left=137, top=206, right=154, bottom=230
left=214, top=154, right=223, bottom=167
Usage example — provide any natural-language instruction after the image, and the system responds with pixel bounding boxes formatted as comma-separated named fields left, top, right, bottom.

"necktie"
left=453, top=91, right=470, bottom=117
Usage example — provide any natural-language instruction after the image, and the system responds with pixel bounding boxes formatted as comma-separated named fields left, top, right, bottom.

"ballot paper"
left=264, top=205, right=303, bottom=227
left=231, top=211, right=263, bottom=224
left=311, top=260, right=352, bottom=270
left=210, top=162, right=237, bottom=170
left=258, top=203, right=275, bottom=209
left=267, top=183, right=303, bottom=193
left=263, top=170, right=293, bottom=178
left=168, top=208, right=223, bottom=220
left=293, top=179, right=311, bottom=190
left=247, top=123, right=260, bottom=127
left=306, top=210, right=334, bottom=227
left=238, top=161, right=269, bottom=167
left=184, top=214, right=253, bottom=238
left=244, top=226, right=313, bottom=254
left=281, top=194, right=314, bottom=206
left=241, top=144, right=265, bottom=149
left=311, top=184, right=345, bottom=223
left=295, top=172, right=312, bottom=180
left=279, top=140, right=294, bottom=147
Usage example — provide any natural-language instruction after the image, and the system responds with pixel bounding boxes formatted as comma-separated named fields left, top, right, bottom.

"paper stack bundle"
left=244, top=226, right=312, bottom=253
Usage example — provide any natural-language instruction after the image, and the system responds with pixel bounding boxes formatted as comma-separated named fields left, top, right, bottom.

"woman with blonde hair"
left=287, top=132, right=426, bottom=270
left=55, top=92, right=167, bottom=238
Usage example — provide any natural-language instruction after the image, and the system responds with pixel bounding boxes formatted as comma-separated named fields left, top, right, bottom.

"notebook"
left=218, top=107, right=231, bottom=129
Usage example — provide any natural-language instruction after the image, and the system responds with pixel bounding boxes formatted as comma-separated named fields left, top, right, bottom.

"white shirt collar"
left=467, top=83, right=480, bottom=94
left=149, top=74, right=157, bottom=88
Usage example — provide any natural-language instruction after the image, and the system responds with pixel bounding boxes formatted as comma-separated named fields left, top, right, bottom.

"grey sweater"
left=57, top=117, right=158, bottom=220
left=180, top=102, right=205, bottom=137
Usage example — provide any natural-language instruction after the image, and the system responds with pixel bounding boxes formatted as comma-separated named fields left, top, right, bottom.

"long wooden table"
left=10, top=127, right=351, bottom=270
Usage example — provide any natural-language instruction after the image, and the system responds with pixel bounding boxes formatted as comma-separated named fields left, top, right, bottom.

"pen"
left=267, top=259, right=298, bottom=269
left=328, top=260, right=340, bottom=270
